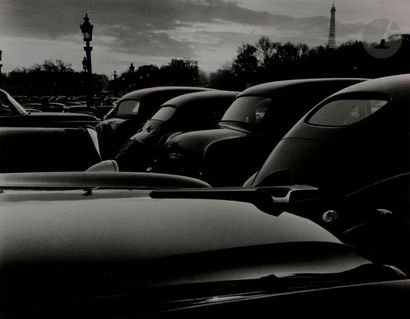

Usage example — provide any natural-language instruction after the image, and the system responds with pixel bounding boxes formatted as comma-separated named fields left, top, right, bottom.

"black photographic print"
left=0, top=1, right=410, bottom=318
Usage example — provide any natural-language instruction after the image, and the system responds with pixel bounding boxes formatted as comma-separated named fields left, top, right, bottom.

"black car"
left=96, top=86, right=213, bottom=158
left=247, top=74, right=410, bottom=193
left=0, top=174, right=405, bottom=318
left=156, top=78, right=366, bottom=186
left=0, top=126, right=102, bottom=172
left=0, top=89, right=100, bottom=127
left=261, top=171, right=410, bottom=278
left=115, top=90, right=238, bottom=171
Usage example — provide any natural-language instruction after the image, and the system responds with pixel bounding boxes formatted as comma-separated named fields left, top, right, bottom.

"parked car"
left=246, top=74, right=410, bottom=193
left=0, top=177, right=405, bottom=318
left=0, top=126, right=101, bottom=172
left=96, top=86, right=213, bottom=159
left=156, top=78, right=366, bottom=186
left=0, top=89, right=100, bottom=127
left=115, top=90, right=238, bottom=171
left=264, top=172, right=410, bottom=276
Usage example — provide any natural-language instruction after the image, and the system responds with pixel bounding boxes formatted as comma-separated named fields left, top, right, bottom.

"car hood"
left=0, top=186, right=381, bottom=317
left=0, top=189, right=341, bottom=263
left=165, top=127, right=247, bottom=155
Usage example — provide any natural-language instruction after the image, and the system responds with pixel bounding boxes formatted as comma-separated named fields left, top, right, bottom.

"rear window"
left=116, top=100, right=140, bottom=117
left=308, top=99, right=388, bottom=126
left=151, top=106, right=176, bottom=121
left=221, top=96, right=271, bottom=124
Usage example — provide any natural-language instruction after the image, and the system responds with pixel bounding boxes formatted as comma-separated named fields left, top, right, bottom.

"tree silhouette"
left=210, top=35, right=410, bottom=90
left=5, top=36, right=410, bottom=96
left=160, top=59, right=200, bottom=86
left=231, top=44, right=258, bottom=88
left=5, top=59, right=108, bottom=98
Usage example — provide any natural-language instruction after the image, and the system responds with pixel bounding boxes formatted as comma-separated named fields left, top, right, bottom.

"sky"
left=0, top=0, right=409, bottom=77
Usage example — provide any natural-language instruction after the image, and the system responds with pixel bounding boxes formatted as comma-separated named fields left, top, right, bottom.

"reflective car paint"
left=158, top=78, right=367, bottom=186
left=250, top=74, right=410, bottom=192
left=115, top=90, right=238, bottom=171
left=96, top=86, right=213, bottom=158
left=0, top=127, right=102, bottom=172
left=0, top=185, right=385, bottom=318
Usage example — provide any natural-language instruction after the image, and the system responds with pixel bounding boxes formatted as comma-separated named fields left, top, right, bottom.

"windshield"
left=221, top=96, right=271, bottom=125
left=116, top=100, right=141, bottom=117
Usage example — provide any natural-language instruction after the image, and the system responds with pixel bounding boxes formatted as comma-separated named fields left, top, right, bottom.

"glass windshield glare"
left=308, top=99, right=388, bottom=126
left=117, top=100, right=140, bottom=117
left=221, top=96, right=271, bottom=124
left=151, top=106, right=176, bottom=121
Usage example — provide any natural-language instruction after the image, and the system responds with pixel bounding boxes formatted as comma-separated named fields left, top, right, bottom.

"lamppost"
left=82, top=57, right=88, bottom=73
left=80, top=14, right=93, bottom=106
left=0, top=50, right=3, bottom=86
left=0, top=50, right=3, bottom=75
left=112, top=70, right=119, bottom=97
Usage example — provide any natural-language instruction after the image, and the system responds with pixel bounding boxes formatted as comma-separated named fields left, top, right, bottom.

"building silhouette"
left=328, top=3, right=336, bottom=49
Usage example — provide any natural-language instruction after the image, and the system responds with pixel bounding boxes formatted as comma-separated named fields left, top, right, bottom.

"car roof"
left=324, top=73, right=410, bottom=98
left=119, top=86, right=213, bottom=100
left=159, top=90, right=239, bottom=108
left=237, top=78, right=367, bottom=97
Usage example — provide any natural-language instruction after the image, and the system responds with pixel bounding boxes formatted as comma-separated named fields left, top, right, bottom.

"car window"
left=221, top=96, right=271, bottom=124
left=308, top=99, right=388, bottom=126
left=151, top=106, right=176, bottom=121
left=116, top=100, right=140, bottom=117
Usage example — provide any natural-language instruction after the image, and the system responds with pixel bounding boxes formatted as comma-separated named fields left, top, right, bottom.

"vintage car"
left=96, top=86, right=213, bottom=158
left=115, top=90, right=238, bottom=171
left=0, top=173, right=407, bottom=318
left=0, top=89, right=100, bottom=127
left=0, top=126, right=102, bottom=172
left=261, top=171, right=410, bottom=278
left=155, top=78, right=366, bottom=186
left=246, top=74, right=410, bottom=193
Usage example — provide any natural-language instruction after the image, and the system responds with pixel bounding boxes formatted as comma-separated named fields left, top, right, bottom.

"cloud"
left=1, top=0, right=368, bottom=74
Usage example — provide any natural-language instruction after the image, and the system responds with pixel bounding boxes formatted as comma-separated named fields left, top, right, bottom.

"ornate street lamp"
left=80, top=14, right=93, bottom=106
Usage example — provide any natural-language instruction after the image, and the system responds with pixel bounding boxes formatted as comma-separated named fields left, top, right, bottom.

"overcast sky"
left=0, top=0, right=408, bottom=77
